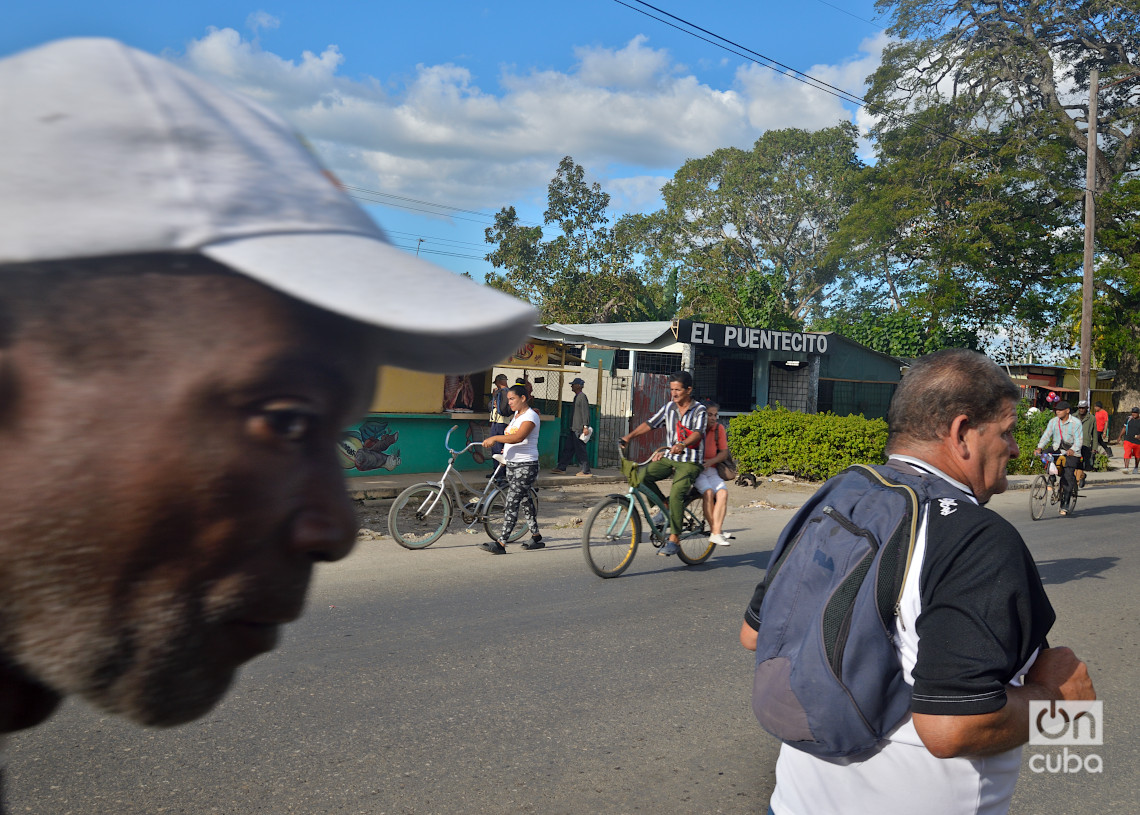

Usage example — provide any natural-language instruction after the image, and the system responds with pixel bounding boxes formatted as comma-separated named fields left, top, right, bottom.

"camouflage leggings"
left=500, top=461, right=539, bottom=541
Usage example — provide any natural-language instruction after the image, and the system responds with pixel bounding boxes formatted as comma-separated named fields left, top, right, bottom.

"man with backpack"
left=740, top=349, right=1094, bottom=815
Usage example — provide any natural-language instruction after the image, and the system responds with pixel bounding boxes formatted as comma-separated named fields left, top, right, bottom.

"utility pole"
left=416, top=237, right=424, bottom=257
left=1078, top=68, right=1098, bottom=403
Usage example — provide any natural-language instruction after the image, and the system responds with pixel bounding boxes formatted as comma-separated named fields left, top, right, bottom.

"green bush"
left=727, top=400, right=1106, bottom=483
left=727, top=405, right=888, bottom=482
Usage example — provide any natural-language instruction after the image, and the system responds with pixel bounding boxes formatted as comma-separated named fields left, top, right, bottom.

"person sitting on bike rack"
left=480, top=384, right=543, bottom=554
left=619, top=370, right=706, bottom=557
left=1033, top=399, right=1083, bottom=516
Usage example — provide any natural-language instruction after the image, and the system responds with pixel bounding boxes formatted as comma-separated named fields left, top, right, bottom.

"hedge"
left=727, top=405, right=887, bottom=482
left=726, top=401, right=1105, bottom=483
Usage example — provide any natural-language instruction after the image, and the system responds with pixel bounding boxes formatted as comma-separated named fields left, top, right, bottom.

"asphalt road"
left=6, top=479, right=1139, bottom=814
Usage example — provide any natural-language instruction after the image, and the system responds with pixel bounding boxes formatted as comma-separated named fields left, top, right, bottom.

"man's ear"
left=946, top=413, right=972, bottom=458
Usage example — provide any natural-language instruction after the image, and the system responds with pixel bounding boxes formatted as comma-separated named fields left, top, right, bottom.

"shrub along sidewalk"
left=726, top=401, right=1107, bottom=483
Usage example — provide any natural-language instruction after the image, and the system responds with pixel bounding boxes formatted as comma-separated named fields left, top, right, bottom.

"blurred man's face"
left=0, top=271, right=379, bottom=727
left=962, top=399, right=1019, bottom=503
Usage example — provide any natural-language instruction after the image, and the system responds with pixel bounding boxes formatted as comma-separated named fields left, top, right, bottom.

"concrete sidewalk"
left=347, top=464, right=1138, bottom=501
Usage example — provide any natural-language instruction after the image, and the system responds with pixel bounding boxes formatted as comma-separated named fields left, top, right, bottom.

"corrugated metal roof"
left=535, top=321, right=675, bottom=348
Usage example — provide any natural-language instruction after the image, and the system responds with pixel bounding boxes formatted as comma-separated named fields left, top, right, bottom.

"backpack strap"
left=848, top=465, right=921, bottom=629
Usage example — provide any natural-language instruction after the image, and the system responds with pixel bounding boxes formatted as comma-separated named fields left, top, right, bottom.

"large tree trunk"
left=1113, top=347, right=1140, bottom=418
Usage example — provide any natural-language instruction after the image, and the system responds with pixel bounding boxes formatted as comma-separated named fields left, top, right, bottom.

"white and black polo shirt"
left=647, top=400, right=706, bottom=464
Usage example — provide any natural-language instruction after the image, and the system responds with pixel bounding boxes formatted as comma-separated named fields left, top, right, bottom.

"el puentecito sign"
left=673, top=320, right=829, bottom=354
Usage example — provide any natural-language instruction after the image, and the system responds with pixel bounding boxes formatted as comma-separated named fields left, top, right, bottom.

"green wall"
left=340, top=413, right=559, bottom=477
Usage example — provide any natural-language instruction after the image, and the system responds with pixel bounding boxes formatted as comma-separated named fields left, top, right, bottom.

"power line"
left=388, top=241, right=487, bottom=261
left=342, top=185, right=502, bottom=220
left=343, top=184, right=544, bottom=228
left=386, top=229, right=492, bottom=250
left=808, top=0, right=887, bottom=31
left=618, top=0, right=1113, bottom=201
left=615, top=0, right=864, bottom=107
left=615, top=0, right=994, bottom=154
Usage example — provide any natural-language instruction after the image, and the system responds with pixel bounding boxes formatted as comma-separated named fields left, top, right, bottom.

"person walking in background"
left=1076, top=400, right=1095, bottom=488
left=552, top=377, right=592, bottom=476
left=1117, top=407, right=1140, bottom=474
left=1094, top=401, right=1113, bottom=458
left=620, top=371, right=706, bottom=557
left=487, top=373, right=511, bottom=456
left=481, top=385, right=543, bottom=554
left=694, top=400, right=731, bottom=547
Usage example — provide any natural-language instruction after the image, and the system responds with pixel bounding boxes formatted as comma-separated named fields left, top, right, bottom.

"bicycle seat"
left=492, top=453, right=507, bottom=466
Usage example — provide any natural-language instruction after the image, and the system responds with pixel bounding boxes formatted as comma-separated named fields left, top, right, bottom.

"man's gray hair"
left=886, top=349, right=1020, bottom=452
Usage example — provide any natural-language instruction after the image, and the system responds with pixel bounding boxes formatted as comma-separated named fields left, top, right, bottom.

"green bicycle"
left=580, top=444, right=714, bottom=578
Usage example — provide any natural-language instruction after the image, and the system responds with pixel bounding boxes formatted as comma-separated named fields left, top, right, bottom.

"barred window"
left=634, top=351, right=683, bottom=375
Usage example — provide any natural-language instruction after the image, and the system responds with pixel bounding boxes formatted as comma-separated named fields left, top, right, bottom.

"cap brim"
left=203, top=232, right=536, bottom=374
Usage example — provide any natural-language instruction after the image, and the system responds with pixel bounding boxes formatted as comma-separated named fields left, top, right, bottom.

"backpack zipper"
left=854, top=465, right=920, bottom=634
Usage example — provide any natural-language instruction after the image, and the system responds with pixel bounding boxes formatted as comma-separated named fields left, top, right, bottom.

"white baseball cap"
left=0, top=38, right=536, bottom=373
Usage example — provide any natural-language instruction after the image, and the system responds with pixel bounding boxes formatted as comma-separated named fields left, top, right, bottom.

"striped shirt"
left=647, top=400, right=707, bottom=463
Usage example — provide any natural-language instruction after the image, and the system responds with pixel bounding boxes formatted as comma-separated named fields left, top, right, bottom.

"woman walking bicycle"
left=480, top=384, right=543, bottom=554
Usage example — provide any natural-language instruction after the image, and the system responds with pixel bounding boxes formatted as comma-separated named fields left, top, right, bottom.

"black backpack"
left=751, top=463, right=965, bottom=757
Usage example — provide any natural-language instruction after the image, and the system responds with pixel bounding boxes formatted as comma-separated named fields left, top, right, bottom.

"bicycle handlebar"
left=443, top=424, right=488, bottom=457
left=617, top=441, right=670, bottom=468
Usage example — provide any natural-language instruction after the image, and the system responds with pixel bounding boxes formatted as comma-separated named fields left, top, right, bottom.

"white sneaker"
left=709, top=532, right=731, bottom=546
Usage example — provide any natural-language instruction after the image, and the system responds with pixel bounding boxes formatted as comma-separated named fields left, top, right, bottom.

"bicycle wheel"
left=388, top=483, right=452, bottom=549
left=582, top=496, right=640, bottom=578
left=482, top=488, right=535, bottom=543
left=676, top=492, right=715, bottom=565
left=1029, top=475, right=1047, bottom=521
left=1067, top=481, right=1078, bottom=515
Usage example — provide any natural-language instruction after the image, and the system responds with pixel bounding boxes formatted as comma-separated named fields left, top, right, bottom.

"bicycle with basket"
left=387, top=425, right=538, bottom=549
left=579, top=443, right=714, bottom=578
left=1029, top=451, right=1078, bottom=520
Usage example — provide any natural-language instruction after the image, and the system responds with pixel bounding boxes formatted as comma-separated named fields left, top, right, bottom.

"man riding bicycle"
left=1034, top=399, right=1083, bottom=516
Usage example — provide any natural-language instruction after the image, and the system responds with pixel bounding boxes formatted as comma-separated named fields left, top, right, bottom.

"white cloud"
left=246, top=11, right=280, bottom=36
left=175, top=28, right=884, bottom=214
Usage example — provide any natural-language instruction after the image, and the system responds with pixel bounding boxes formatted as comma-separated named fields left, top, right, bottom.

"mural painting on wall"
left=339, top=419, right=401, bottom=473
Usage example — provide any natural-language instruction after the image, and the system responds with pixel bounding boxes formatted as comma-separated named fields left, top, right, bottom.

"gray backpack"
left=751, top=463, right=964, bottom=757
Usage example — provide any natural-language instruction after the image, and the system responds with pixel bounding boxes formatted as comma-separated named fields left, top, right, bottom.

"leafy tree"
left=867, top=0, right=1140, bottom=385
left=1090, top=178, right=1140, bottom=406
left=813, top=308, right=978, bottom=358
left=643, top=123, right=863, bottom=330
left=484, top=157, right=660, bottom=323
left=831, top=106, right=1081, bottom=333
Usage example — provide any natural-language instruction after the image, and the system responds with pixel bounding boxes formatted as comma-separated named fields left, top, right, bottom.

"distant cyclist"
left=1033, top=399, right=1082, bottom=516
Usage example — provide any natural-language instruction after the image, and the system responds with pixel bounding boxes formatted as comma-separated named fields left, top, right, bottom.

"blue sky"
left=4, top=1, right=890, bottom=280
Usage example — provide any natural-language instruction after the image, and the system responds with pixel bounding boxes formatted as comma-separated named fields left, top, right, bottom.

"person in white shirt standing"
left=481, top=385, right=543, bottom=553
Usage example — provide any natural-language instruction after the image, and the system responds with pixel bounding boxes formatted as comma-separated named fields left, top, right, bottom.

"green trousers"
left=641, top=458, right=703, bottom=536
